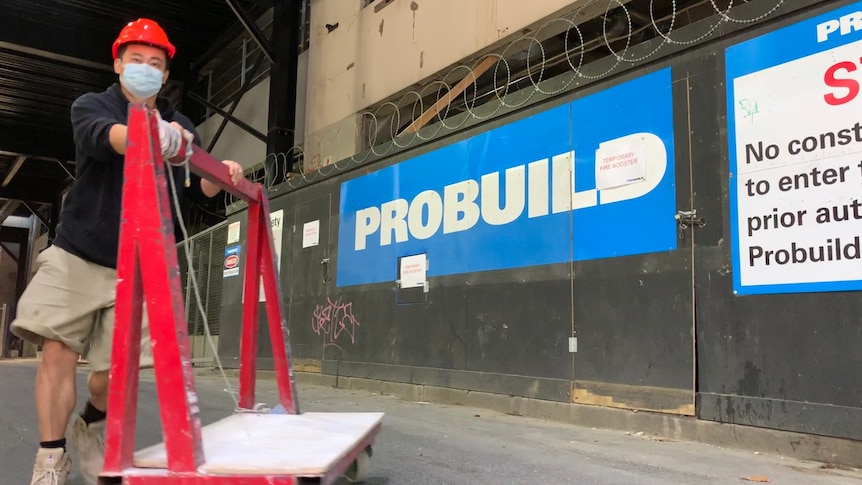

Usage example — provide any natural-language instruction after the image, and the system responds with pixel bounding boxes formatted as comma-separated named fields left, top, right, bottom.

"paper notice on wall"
left=595, top=137, right=647, bottom=190
left=227, top=221, right=241, bottom=244
left=260, top=209, right=284, bottom=302
left=400, top=254, right=426, bottom=288
left=303, top=220, right=320, bottom=248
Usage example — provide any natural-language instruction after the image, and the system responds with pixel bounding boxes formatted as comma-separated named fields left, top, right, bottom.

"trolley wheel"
left=345, top=446, right=372, bottom=484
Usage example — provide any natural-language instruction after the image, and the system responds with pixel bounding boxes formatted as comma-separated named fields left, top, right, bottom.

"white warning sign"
left=726, top=2, right=862, bottom=295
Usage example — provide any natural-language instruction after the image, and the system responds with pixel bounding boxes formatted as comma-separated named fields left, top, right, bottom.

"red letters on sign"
left=824, top=60, right=861, bottom=106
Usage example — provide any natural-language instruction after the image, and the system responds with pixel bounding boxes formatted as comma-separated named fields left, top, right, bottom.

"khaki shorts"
left=11, top=245, right=153, bottom=372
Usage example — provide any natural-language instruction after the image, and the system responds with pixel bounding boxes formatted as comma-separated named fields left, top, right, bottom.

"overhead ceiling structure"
left=0, top=0, right=269, bottom=223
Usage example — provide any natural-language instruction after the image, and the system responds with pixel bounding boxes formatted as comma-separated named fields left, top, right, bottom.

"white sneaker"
left=30, top=447, right=72, bottom=485
left=70, top=416, right=106, bottom=485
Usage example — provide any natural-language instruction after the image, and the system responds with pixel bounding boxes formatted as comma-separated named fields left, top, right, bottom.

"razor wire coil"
left=220, top=0, right=786, bottom=208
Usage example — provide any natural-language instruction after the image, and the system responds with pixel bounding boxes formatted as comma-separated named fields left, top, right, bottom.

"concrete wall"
left=195, top=51, right=310, bottom=173
left=195, top=78, right=271, bottom=170
left=302, top=0, right=588, bottom=171
left=304, top=0, right=579, bottom=135
left=195, top=1, right=588, bottom=173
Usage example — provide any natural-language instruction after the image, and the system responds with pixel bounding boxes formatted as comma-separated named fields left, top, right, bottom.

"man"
left=10, top=18, right=245, bottom=485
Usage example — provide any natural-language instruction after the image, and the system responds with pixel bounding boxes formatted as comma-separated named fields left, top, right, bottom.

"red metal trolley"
left=98, top=105, right=382, bottom=484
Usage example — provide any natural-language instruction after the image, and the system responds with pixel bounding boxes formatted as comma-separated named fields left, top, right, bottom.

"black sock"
left=40, top=438, right=66, bottom=451
left=81, top=401, right=107, bottom=425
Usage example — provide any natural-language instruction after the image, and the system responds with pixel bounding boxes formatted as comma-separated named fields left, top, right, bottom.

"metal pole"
left=206, top=50, right=268, bottom=153
left=224, top=0, right=275, bottom=63
left=0, top=304, right=6, bottom=359
left=266, top=0, right=302, bottom=186
left=241, top=40, right=248, bottom=86
left=204, top=230, right=214, bottom=337
left=184, top=239, right=193, bottom=331
left=189, top=92, right=268, bottom=143
left=49, top=195, right=61, bottom=244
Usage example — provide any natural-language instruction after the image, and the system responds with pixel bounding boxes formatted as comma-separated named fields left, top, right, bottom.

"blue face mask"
left=120, top=63, right=164, bottom=99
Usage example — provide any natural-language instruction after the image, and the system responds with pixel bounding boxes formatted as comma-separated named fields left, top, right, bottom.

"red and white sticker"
left=224, top=254, right=239, bottom=269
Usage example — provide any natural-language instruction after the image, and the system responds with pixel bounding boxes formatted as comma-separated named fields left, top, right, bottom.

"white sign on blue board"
left=726, top=2, right=862, bottom=295
left=336, top=68, right=678, bottom=287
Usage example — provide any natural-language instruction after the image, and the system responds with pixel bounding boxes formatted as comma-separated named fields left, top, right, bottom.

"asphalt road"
left=1, top=360, right=860, bottom=485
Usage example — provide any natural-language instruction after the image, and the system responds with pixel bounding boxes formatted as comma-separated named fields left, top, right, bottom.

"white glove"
left=156, top=114, right=183, bottom=160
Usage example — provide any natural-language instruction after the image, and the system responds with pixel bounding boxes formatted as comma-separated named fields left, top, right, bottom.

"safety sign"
left=726, top=1, right=862, bottom=295
left=223, top=245, right=241, bottom=278
left=259, top=209, right=284, bottom=301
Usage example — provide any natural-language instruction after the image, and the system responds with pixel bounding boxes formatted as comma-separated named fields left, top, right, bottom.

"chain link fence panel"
left=177, top=220, right=229, bottom=364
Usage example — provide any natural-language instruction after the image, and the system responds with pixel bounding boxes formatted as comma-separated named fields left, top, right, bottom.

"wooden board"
left=134, top=412, right=384, bottom=476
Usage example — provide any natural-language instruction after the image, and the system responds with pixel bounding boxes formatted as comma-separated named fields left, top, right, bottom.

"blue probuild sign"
left=337, top=68, right=677, bottom=287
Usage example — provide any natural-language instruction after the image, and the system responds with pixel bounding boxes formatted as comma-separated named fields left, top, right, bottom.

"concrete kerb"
left=202, top=368, right=862, bottom=470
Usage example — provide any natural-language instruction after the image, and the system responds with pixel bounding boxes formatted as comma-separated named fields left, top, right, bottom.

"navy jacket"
left=54, top=83, right=213, bottom=269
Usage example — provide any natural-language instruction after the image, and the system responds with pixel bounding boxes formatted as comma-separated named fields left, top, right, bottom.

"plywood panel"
left=134, top=412, right=383, bottom=475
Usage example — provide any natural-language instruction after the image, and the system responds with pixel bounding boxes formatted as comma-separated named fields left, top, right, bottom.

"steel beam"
left=0, top=226, right=27, bottom=241
left=207, top=50, right=267, bottom=152
left=49, top=195, right=61, bottom=243
left=0, top=124, right=74, bottom=161
left=191, top=22, right=249, bottom=73
left=225, top=0, right=275, bottom=64
left=188, top=92, right=268, bottom=143
left=21, top=201, right=48, bottom=228
left=0, top=200, right=21, bottom=225
left=55, top=159, right=75, bottom=180
left=181, top=65, right=206, bottom=126
left=0, top=241, right=18, bottom=263
left=2, top=155, right=25, bottom=188
left=0, top=14, right=108, bottom=67
left=0, top=185, right=59, bottom=204
left=0, top=150, right=62, bottom=163
left=266, top=0, right=302, bottom=185
left=0, top=41, right=113, bottom=72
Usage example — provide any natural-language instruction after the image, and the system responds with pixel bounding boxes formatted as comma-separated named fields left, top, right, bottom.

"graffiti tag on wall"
left=311, top=297, right=360, bottom=351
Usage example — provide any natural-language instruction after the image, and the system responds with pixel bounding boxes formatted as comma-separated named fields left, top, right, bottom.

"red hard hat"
left=112, top=18, right=176, bottom=59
